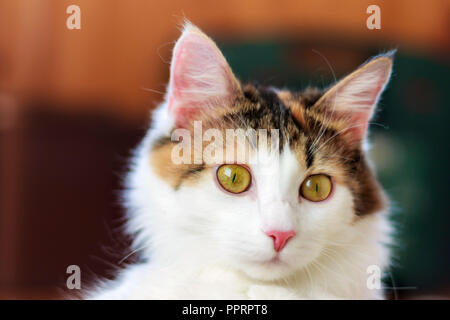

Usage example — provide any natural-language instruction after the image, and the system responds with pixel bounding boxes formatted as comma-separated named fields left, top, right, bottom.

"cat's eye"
left=216, top=164, right=251, bottom=194
left=300, top=174, right=332, bottom=202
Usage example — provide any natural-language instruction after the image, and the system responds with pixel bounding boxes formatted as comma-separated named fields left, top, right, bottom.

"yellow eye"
left=217, top=164, right=251, bottom=194
left=300, top=174, right=332, bottom=202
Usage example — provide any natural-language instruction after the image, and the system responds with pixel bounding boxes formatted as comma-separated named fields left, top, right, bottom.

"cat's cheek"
left=297, top=184, right=354, bottom=236
left=238, top=261, right=296, bottom=281
left=314, top=185, right=355, bottom=228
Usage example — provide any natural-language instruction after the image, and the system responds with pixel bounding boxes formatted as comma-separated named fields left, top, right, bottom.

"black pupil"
left=232, top=173, right=237, bottom=183
left=315, top=183, right=319, bottom=192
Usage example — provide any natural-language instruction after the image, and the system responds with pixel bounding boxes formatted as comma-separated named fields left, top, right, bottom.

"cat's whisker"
left=118, top=245, right=148, bottom=265
left=321, top=247, right=368, bottom=276
left=311, top=122, right=367, bottom=156
left=304, top=264, right=315, bottom=290
left=310, top=259, right=356, bottom=289
left=308, top=49, right=339, bottom=155
left=140, top=87, right=166, bottom=95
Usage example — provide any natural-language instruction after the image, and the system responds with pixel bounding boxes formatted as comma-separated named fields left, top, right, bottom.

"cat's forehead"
left=219, top=84, right=320, bottom=144
left=219, top=84, right=337, bottom=159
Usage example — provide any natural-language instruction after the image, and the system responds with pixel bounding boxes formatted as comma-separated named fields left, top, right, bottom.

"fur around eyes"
left=87, top=22, right=394, bottom=300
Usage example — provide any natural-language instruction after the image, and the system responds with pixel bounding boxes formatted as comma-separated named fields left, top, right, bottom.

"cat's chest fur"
left=91, top=264, right=383, bottom=300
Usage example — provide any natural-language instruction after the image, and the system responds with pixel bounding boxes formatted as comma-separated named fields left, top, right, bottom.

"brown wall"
left=1, top=0, right=448, bottom=119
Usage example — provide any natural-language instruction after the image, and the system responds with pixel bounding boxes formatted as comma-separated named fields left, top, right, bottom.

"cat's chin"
left=238, top=258, right=300, bottom=281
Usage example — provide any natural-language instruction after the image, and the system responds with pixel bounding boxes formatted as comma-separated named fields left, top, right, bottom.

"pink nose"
left=265, top=230, right=296, bottom=252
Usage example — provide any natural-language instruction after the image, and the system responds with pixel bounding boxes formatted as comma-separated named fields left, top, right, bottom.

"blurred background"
left=0, top=0, right=449, bottom=299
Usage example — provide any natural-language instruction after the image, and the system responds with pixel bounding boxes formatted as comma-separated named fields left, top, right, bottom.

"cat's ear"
left=313, top=52, right=394, bottom=144
left=167, top=22, right=241, bottom=127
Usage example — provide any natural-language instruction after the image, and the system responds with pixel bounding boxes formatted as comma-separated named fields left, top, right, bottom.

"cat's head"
left=128, top=23, right=393, bottom=280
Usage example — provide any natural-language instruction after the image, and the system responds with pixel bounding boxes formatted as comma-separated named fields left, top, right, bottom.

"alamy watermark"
left=366, top=264, right=382, bottom=290
left=366, top=5, right=381, bottom=30
left=66, top=5, right=81, bottom=30
left=170, top=121, right=280, bottom=169
left=66, top=264, right=81, bottom=289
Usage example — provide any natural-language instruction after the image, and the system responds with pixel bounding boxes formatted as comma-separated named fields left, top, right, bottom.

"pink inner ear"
left=168, top=31, right=236, bottom=127
left=344, top=84, right=383, bottom=141
left=344, top=112, right=371, bottom=143
left=333, top=62, right=391, bottom=142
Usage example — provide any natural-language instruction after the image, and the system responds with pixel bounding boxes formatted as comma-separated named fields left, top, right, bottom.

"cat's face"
left=137, top=23, right=392, bottom=281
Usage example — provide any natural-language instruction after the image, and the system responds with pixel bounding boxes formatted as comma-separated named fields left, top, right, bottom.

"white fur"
left=88, top=100, right=392, bottom=300
left=87, top=25, right=392, bottom=300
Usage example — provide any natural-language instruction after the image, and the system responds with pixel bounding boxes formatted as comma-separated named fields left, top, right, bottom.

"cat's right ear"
left=167, top=23, right=241, bottom=127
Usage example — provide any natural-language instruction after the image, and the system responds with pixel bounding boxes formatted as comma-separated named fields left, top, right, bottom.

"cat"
left=88, top=22, right=394, bottom=299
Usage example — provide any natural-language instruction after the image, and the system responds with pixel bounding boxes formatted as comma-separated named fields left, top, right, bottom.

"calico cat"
left=89, top=22, right=394, bottom=299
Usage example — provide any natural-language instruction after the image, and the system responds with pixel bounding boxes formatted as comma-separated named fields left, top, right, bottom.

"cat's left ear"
left=313, top=52, right=394, bottom=144
left=167, top=22, right=241, bottom=127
